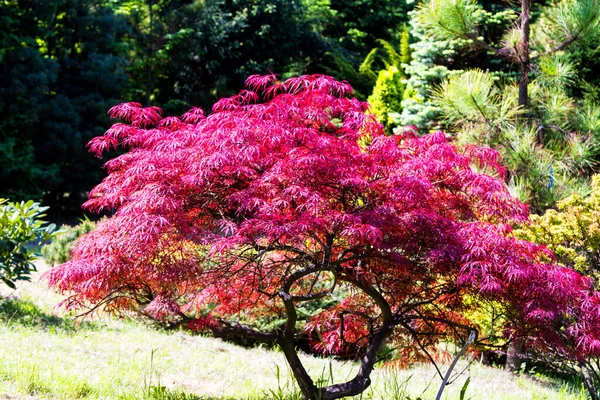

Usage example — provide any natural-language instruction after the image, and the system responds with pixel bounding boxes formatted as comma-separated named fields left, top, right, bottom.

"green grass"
left=0, top=262, right=590, bottom=399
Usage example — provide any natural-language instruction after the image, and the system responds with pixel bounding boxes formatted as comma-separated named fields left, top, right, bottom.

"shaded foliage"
left=114, top=0, right=325, bottom=110
left=0, top=0, right=129, bottom=212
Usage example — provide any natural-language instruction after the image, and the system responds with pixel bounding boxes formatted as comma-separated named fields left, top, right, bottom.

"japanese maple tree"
left=47, top=74, right=600, bottom=400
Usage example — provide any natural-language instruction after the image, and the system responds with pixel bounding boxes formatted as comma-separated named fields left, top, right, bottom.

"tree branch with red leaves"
left=46, top=74, right=600, bottom=400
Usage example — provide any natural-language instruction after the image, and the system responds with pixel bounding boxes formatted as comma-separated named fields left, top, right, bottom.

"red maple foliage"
left=46, top=74, right=600, bottom=400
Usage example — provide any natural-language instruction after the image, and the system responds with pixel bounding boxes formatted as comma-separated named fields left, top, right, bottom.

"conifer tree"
left=410, top=0, right=600, bottom=212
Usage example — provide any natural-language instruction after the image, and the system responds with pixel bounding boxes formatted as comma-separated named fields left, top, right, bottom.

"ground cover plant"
left=47, top=74, right=600, bottom=400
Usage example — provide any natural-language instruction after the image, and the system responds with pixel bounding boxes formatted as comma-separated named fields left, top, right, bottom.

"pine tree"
left=410, top=0, right=600, bottom=212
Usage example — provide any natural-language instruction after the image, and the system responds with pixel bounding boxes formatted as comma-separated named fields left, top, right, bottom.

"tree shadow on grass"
left=0, top=296, right=95, bottom=332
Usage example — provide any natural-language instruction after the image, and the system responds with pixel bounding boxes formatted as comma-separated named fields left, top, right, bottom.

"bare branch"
left=210, top=319, right=279, bottom=344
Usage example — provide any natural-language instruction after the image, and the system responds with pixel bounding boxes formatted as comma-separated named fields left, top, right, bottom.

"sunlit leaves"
left=433, top=69, right=522, bottom=134
left=415, top=0, right=483, bottom=42
left=0, top=199, right=56, bottom=288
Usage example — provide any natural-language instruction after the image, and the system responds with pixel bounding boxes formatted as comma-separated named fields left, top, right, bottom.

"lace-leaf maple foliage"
left=46, top=74, right=600, bottom=400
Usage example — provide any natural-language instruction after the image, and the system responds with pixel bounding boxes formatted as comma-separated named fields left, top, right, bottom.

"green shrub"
left=368, top=65, right=405, bottom=134
left=0, top=199, right=55, bottom=288
left=42, top=217, right=98, bottom=266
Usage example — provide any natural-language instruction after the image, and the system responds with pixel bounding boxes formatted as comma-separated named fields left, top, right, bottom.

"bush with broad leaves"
left=1, top=199, right=55, bottom=289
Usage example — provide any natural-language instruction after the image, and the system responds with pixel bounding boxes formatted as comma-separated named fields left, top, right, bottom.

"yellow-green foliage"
left=399, top=24, right=411, bottom=65
left=516, top=175, right=600, bottom=281
left=368, top=66, right=405, bottom=134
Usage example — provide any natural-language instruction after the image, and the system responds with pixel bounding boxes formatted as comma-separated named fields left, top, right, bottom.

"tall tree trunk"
left=146, top=0, right=154, bottom=106
left=518, top=0, right=531, bottom=109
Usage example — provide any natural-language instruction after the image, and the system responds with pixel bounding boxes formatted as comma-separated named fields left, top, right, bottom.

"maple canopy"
left=47, top=74, right=600, bottom=399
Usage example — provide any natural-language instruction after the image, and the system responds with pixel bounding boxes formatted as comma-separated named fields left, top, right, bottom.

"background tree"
left=0, top=0, right=129, bottom=212
left=113, top=0, right=326, bottom=112
left=308, top=0, right=410, bottom=97
left=407, top=0, right=600, bottom=212
left=47, top=75, right=600, bottom=399
left=398, top=1, right=517, bottom=129
left=0, top=0, right=60, bottom=201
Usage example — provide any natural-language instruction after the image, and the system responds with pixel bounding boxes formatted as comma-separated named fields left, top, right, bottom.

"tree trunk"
left=517, top=0, right=531, bottom=109
left=146, top=0, right=154, bottom=106
left=280, top=336, right=319, bottom=400
left=581, top=364, right=600, bottom=400
left=278, top=269, right=396, bottom=400
left=279, top=290, right=320, bottom=400
left=505, top=337, right=525, bottom=372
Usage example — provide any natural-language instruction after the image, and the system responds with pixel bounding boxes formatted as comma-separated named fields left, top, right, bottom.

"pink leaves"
left=244, top=73, right=278, bottom=93
left=107, top=102, right=143, bottom=121
left=340, top=224, right=383, bottom=246
left=47, top=73, right=600, bottom=366
left=462, top=144, right=506, bottom=179
left=180, top=107, right=205, bottom=124
left=186, top=316, right=219, bottom=332
left=145, top=293, right=181, bottom=320
left=87, top=136, right=118, bottom=158
left=212, top=96, right=237, bottom=112
left=108, top=102, right=162, bottom=127
left=92, top=104, right=174, bottom=158
left=132, top=106, right=163, bottom=128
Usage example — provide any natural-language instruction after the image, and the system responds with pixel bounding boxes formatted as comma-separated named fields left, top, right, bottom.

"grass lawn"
left=0, top=262, right=589, bottom=400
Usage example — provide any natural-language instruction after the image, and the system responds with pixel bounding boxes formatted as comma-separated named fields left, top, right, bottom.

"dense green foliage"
left=0, top=199, right=55, bottom=288
left=516, top=175, right=600, bottom=283
left=113, top=0, right=323, bottom=110
left=0, top=0, right=129, bottom=211
left=365, top=25, right=411, bottom=133
left=0, top=0, right=410, bottom=211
